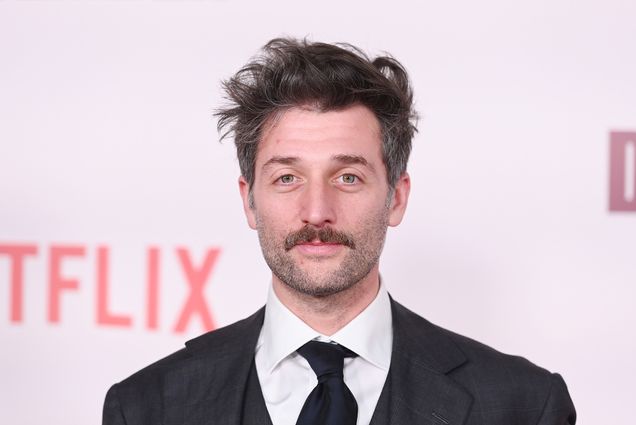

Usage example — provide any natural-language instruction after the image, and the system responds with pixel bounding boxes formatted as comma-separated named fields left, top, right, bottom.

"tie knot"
left=297, top=341, right=357, bottom=381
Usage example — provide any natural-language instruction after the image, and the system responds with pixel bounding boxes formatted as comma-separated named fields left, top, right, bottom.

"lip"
left=293, top=242, right=344, bottom=256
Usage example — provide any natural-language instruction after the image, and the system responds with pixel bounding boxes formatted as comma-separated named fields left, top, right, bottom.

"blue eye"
left=341, top=174, right=357, bottom=184
left=279, top=175, right=295, bottom=184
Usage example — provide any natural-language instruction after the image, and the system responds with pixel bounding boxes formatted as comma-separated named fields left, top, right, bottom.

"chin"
left=278, top=272, right=361, bottom=298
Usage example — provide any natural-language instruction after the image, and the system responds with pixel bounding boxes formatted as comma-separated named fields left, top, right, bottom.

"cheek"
left=254, top=207, right=290, bottom=237
left=337, top=192, right=389, bottom=217
left=353, top=200, right=390, bottom=230
left=255, top=193, right=298, bottom=222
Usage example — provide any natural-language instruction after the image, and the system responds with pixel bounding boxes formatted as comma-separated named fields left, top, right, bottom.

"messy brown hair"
left=216, top=38, right=418, bottom=194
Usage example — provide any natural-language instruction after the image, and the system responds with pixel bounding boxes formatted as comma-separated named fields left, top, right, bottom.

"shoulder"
left=103, top=308, right=265, bottom=424
left=443, top=327, right=576, bottom=423
left=116, top=307, right=264, bottom=388
left=391, top=299, right=554, bottom=377
left=442, top=323, right=561, bottom=394
left=391, top=300, right=576, bottom=423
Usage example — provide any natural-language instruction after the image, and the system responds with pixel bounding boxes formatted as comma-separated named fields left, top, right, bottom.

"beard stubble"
left=255, top=208, right=389, bottom=298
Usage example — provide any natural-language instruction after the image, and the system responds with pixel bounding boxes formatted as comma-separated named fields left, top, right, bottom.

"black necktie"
left=295, top=341, right=358, bottom=425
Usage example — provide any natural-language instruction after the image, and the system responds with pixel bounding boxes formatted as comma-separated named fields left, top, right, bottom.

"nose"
left=299, top=180, right=337, bottom=227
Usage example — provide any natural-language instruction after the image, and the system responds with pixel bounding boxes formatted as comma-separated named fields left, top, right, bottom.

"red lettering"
left=146, top=247, right=160, bottom=330
left=48, top=245, right=85, bottom=323
left=96, top=246, right=132, bottom=327
left=173, top=247, right=219, bottom=333
left=609, top=131, right=636, bottom=211
left=0, top=244, right=38, bottom=322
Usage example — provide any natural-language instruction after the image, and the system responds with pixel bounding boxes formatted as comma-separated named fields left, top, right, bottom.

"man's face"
left=239, top=104, right=409, bottom=297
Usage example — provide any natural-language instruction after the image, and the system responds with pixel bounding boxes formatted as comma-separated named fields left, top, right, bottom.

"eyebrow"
left=262, top=156, right=299, bottom=170
left=261, top=154, right=374, bottom=171
left=332, top=154, right=374, bottom=171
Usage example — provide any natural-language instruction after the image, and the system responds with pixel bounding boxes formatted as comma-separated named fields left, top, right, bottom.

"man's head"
left=216, top=38, right=417, bottom=299
left=216, top=38, right=418, bottom=199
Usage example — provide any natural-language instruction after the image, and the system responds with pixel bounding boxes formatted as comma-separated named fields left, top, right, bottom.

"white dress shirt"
left=254, top=282, right=393, bottom=425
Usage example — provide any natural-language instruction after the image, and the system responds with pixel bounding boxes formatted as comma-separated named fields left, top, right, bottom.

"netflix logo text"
left=0, top=244, right=219, bottom=333
left=609, top=131, right=636, bottom=212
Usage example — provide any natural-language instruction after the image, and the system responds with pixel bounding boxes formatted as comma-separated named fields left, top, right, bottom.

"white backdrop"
left=1, top=1, right=635, bottom=424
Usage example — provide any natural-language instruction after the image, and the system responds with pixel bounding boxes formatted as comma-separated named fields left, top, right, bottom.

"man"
left=103, top=38, right=576, bottom=425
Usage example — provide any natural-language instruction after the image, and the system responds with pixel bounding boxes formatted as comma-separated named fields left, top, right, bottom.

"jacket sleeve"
left=102, top=384, right=128, bottom=425
left=536, top=373, right=576, bottom=425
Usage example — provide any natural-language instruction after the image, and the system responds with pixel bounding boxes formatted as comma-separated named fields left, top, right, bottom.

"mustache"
left=284, top=225, right=356, bottom=251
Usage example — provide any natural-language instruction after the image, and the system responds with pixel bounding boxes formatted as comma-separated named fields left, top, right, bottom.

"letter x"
left=173, top=247, right=219, bottom=333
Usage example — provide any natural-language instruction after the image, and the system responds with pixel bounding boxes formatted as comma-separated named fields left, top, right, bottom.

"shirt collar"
left=256, top=280, right=393, bottom=374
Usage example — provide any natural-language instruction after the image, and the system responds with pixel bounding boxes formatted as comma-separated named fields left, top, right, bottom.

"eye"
left=339, top=174, right=358, bottom=184
left=278, top=174, right=295, bottom=184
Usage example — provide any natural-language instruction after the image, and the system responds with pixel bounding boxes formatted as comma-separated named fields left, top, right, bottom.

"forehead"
left=256, top=104, right=383, bottom=165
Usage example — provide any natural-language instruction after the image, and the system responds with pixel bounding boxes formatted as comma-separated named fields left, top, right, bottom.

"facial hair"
left=255, top=208, right=389, bottom=298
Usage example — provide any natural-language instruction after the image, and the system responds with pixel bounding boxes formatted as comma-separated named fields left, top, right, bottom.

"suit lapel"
left=162, top=308, right=265, bottom=425
left=385, top=300, right=474, bottom=425
left=156, top=299, right=474, bottom=425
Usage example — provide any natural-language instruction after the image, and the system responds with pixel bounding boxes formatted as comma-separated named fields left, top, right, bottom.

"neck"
left=272, top=267, right=381, bottom=336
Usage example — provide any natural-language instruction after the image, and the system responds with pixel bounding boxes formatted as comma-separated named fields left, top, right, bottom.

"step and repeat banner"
left=1, top=1, right=635, bottom=424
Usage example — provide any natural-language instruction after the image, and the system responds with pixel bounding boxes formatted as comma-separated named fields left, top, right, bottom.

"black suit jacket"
left=103, top=299, right=576, bottom=425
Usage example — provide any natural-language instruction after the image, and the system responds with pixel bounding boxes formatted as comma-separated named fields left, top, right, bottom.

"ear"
left=388, top=172, right=411, bottom=227
left=238, top=176, right=257, bottom=230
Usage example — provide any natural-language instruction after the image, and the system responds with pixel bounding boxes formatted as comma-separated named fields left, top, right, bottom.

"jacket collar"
left=161, top=298, right=473, bottom=425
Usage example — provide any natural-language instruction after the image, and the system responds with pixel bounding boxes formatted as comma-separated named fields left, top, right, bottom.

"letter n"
left=609, top=131, right=636, bottom=211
